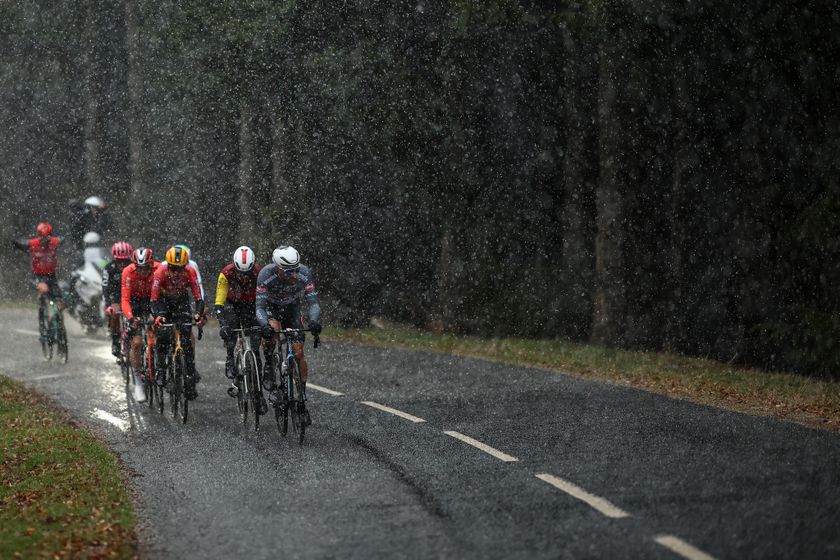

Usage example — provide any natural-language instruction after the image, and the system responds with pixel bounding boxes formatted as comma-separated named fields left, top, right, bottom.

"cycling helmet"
left=272, top=246, right=300, bottom=270
left=84, top=195, right=104, bottom=208
left=165, top=245, right=189, bottom=267
left=233, top=246, right=256, bottom=273
left=112, top=241, right=133, bottom=260
left=132, top=247, right=153, bottom=267
left=175, top=244, right=191, bottom=260
left=83, top=231, right=101, bottom=245
left=36, top=222, right=52, bottom=237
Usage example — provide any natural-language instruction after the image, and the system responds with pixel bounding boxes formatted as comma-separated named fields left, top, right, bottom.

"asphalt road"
left=2, top=306, right=839, bottom=559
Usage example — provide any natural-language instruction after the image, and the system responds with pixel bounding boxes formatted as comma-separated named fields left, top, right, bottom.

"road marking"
left=361, top=401, right=425, bottom=423
left=444, top=431, right=519, bottom=462
left=29, top=373, right=71, bottom=381
left=654, top=535, right=716, bottom=560
left=14, top=329, right=40, bottom=336
left=308, top=383, right=343, bottom=396
left=214, top=360, right=226, bottom=365
left=91, top=408, right=129, bottom=432
left=535, top=473, right=630, bottom=519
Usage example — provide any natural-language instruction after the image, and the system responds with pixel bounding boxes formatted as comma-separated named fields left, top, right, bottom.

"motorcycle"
left=67, top=232, right=107, bottom=334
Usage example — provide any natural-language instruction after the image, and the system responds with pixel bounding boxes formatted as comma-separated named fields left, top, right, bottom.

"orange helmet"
left=37, top=222, right=52, bottom=237
left=165, top=245, right=189, bottom=267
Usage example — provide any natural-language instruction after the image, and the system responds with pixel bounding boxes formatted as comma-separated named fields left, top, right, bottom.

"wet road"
left=2, top=307, right=839, bottom=559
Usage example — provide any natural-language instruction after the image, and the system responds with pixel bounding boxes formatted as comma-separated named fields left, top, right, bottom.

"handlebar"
left=274, top=327, right=320, bottom=348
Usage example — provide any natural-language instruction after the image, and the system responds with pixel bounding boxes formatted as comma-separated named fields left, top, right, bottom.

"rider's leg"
left=109, top=313, right=121, bottom=355
left=130, top=334, right=143, bottom=371
left=292, top=342, right=308, bottom=384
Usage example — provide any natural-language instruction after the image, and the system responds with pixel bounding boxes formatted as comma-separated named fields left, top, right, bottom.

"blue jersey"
left=255, top=263, right=321, bottom=327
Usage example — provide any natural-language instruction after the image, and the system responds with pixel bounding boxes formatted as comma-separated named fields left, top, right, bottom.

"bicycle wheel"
left=234, top=352, right=247, bottom=425
left=55, top=310, right=68, bottom=364
left=175, top=353, right=188, bottom=424
left=289, top=358, right=305, bottom=445
left=38, top=301, right=50, bottom=360
left=246, top=351, right=261, bottom=432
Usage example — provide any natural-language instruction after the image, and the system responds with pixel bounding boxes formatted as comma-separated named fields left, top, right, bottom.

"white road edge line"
left=535, top=473, right=630, bottom=519
left=29, top=373, right=72, bottom=381
left=14, top=329, right=41, bottom=336
left=444, top=431, right=519, bottom=462
left=308, top=383, right=343, bottom=396
left=91, top=408, right=129, bottom=432
left=654, top=535, right=717, bottom=560
left=360, top=401, right=425, bottom=423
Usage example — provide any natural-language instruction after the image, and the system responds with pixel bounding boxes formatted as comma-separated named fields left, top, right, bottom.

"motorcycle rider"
left=69, top=195, right=112, bottom=249
left=102, top=241, right=133, bottom=356
left=69, top=231, right=107, bottom=331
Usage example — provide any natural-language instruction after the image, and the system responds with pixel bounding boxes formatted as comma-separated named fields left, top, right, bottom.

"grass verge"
left=325, top=324, right=840, bottom=432
left=0, top=375, right=136, bottom=559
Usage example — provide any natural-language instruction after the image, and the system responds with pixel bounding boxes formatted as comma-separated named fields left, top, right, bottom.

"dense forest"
left=1, top=1, right=838, bottom=376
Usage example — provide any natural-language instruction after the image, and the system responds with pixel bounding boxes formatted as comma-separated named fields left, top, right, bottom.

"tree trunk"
left=124, top=0, right=143, bottom=196
left=590, top=34, right=626, bottom=346
left=560, top=18, right=598, bottom=339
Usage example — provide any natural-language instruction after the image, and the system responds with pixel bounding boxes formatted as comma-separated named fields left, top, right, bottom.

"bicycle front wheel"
left=246, top=351, right=261, bottom=432
left=174, top=353, right=188, bottom=424
left=56, top=312, right=68, bottom=364
left=289, top=358, right=305, bottom=445
left=38, top=303, right=50, bottom=360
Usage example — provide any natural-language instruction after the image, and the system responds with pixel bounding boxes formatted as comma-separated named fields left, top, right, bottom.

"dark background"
left=1, top=1, right=838, bottom=376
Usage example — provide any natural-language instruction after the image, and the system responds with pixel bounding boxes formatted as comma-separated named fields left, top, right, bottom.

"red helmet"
left=36, top=222, right=52, bottom=237
left=132, top=247, right=153, bottom=267
left=111, top=241, right=133, bottom=260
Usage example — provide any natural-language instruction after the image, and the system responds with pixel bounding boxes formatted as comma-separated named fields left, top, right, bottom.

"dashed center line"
left=654, top=535, right=717, bottom=560
left=91, top=408, right=129, bottom=432
left=14, top=329, right=41, bottom=336
left=360, top=401, right=425, bottom=423
left=536, top=473, right=630, bottom=519
left=444, top=431, right=519, bottom=462
left=308, top=383, right=343, bottom=396
left=29, top=373, right=72, bottom=381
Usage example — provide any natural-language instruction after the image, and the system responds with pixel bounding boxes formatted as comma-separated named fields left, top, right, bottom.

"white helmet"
left=233, top=246, right=256, bottom=272
left=84, top=196, right=104, bottom=208
left=272, top=246, right=300, bottom=270
left=83, top=231, right=101, bottom=245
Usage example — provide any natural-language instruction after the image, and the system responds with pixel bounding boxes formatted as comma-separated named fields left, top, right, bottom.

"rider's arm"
left=214, top=272, right=229, bottom=308
left=150, top=267, right=163, bottom=316
left=303, top=271, right=321, bottom=325
left=12, top=238, right=28, bottom=251
left=121, top=270, right=133, bottom=320
left=190, top=260, right=205, bottom=300
left=255, top=267, right=270, bottom=327
left=101, top=265, right=112, bottom=307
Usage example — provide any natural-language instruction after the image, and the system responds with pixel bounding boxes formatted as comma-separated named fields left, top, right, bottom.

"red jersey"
left=121, top=261, right=159, bottom=319
left=28, top=237, right=60, bottom=275
left=151, top=262, right=202, bottom=302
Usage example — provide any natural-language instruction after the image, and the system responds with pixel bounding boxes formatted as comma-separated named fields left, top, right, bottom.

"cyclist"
left=256, top=246, right=321, bottom=421
left=215, top=246, right=263, bottom=381
left=69, top=195, right=112, bottom=249
left=151, top=246, right=205, bottom=400
left=13, top=222, right=63, bottom=307
left=121, top=247, right=157, bottom=402
left=102, top=241, right=133, bottom=356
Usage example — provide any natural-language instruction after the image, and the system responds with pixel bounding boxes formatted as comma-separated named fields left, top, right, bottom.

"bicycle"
left=271, top=328, right=319, bottom=445
left=114, top=311, right=132, bottom=385
left=155, top=318, right=198, bottom=424
left=38, top=293, right=68, bottom=363
left=229, top=326, right=265, bottom=431
left=137, top=317, right=165, bottom=414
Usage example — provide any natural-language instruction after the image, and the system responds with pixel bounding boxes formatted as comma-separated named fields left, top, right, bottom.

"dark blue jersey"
left=255, top=263, right=321, bottom=327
